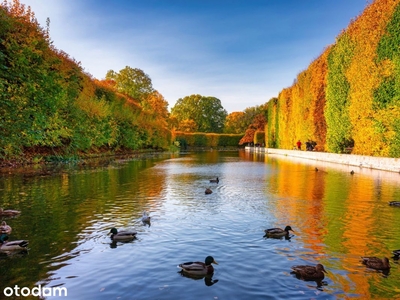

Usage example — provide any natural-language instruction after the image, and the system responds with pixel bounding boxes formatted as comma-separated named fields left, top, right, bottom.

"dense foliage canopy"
left=171, top=94, right=228, bottom=133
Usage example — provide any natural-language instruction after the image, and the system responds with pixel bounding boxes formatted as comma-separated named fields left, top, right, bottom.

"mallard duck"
left=0, top=234, right=28, bottom=251
left=209, top=177, right=219, bottom=183
left=291, top=264, right=327, bottom=281
left=178, top=256, right=218, bottom=275
left=0, top=221, right=12, bottom=234
left=141, top=211, right=151, bottom=223
left=361, top=257, right=391, bottom=270
left=205, top=188, right=212, bottom=194
left=393, top=250, right=400, bottom=259
left=389, top=201, right=400, bottom=207
left=264, top=225, right=294, bottom=238
left=108, top=227, right=137, bottom=241
left=0, top=208, right=21, bottom=217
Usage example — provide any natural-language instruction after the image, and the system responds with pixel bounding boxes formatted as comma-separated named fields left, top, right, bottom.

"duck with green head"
left=178, top=256, right=218, bottom=275
left=264, top=225, right=294, bottom=238
left=108, top=228, right=137, bottom=242
left=0, top=234, right=29, bottom=251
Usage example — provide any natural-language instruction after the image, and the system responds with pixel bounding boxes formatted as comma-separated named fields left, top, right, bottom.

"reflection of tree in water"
left=178, top=271, right=219, bottom=286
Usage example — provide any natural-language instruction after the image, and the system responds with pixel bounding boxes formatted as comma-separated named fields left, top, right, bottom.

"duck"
left=178, top=256, right=218, bottom=275
left=389, top=201, right=400, bottom=207
left=209, top=177, right=219, bottom=183
left=315, top=167, right=318, bottom=172
left=141, top=211, right=151, bottom=223
left=0, top=234, right=29, bottom=251
left=361, top=256, right=391, bottom=270
left=205, top=188, right=212, bottom=194
left=0, top=208, right=21, bottom=217
left=264, top=225, right=294, bottom=238
left=0, top=221, right=12, bottom=234
left=393, top=250, right=400, bottom=259
left=350, top=170, right=354, bottom=175
left=108, top=227, right=137, bottom=242
left=291, top=263, right=327, bottom=281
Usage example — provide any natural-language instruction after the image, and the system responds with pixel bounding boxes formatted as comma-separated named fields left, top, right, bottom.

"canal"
left=0, top=150, right=399, bottom=299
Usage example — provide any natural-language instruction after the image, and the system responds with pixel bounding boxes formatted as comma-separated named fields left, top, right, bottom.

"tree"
left=146, top=90, right=169, bottom=119
left=224, top=111, right=246, bottom=134
left=239, top=113, right=267, bottom=145
left=171, top=94, right=227, bottom=133
left=105, top=66, right=154, bottom=104
left=179, top=119, right=198, bottom=132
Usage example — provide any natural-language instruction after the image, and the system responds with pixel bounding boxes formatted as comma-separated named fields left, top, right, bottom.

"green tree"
left=171, top=94, right=227, bottom=133
left=105, top=66, right=154, bottom=105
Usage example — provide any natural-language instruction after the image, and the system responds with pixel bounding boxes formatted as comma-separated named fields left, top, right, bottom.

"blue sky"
left=20, top=0, right=368, bottom=113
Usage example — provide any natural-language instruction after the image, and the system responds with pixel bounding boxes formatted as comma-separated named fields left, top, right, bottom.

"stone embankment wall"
left=245, top=147, right=400, bottom=173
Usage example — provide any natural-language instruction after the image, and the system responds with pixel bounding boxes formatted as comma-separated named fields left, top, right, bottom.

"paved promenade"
left=245, top=147, right=400, bottom=173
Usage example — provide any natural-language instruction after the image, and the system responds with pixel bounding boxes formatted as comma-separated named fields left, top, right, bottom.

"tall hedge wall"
left=265, top=0, right=400, bottom=157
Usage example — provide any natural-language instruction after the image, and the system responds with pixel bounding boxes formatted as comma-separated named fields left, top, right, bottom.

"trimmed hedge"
left=173, top=132, right=243, bottom=148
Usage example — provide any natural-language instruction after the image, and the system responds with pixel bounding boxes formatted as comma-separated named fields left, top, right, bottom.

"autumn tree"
left=105, top=67, right=154, bottom=105
left=224, top=112, right=246, bottom=134
left=171, top=94, right=227, bottom=133
left=146, top=90, right=169, bottom=120
left=178, top=119, right=198, bottom=132
left=239, top=113, right=267, bottom=145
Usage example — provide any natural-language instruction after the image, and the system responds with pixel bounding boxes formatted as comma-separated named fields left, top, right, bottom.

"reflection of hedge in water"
left=173, top=132, right=243, bottom=148
left=266, top=0, right=400, bottom=157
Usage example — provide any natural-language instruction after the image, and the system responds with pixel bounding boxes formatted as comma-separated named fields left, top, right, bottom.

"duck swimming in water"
left=205, top=188, right=212, bottom=194
left=108, top=228, right=137, bottom=242
left=291, top=263, right=327, bottom=281
left=209, top=177, right=219, bottom=183
left=361, top=256, right=391, bottom=271
left=264, top=225, right=294, bottom=238
left=178, top=256, right=218, bottom=275
left=0, top=208, right=21, bottom=217
left=141, top=211, right=151, bottom=223
left=0, top=234, right=29, bottom=251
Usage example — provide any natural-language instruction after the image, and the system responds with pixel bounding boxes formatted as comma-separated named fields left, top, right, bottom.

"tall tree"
left=105, top=66, right=154, bottom=105
left=171, top=94, right=227, bottom=133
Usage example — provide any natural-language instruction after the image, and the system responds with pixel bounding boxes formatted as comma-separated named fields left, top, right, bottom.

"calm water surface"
left=0, top=151, right=399, bottom=299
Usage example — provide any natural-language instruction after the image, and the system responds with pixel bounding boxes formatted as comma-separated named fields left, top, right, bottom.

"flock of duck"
left=109, top=176, right=400, bottom=285
left=1, top=174, right=400, bottom=286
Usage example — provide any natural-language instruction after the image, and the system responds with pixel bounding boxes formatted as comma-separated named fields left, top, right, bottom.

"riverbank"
left=245, top=146, right=400, bottom=173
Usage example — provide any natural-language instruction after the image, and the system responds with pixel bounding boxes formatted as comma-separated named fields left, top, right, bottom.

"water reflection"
left=0, top=151, right=399, bottom=299
left=178, top=271, right=219, bottom=286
